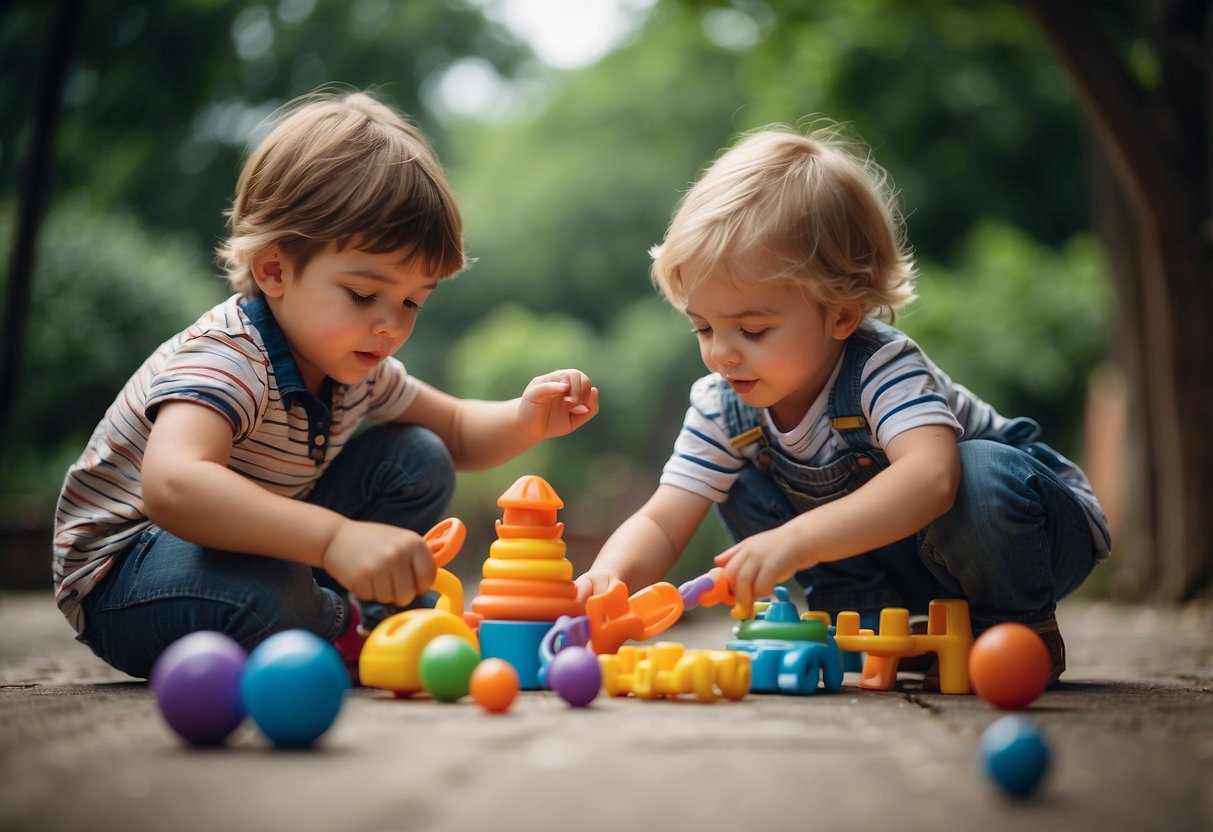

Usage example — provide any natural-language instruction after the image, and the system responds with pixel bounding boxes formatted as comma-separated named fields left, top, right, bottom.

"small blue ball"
left=241, top=630, right=348, bottom=747
left=981, top=715, right=1051, bottom=797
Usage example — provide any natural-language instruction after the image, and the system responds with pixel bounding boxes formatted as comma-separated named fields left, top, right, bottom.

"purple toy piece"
left=151, top=631, right=248, bottom=746
left=538, top=615, right=591, bottom=689
left=547, top=646, right=601, bottom=707
left=678, top=574, right=717, bottom=610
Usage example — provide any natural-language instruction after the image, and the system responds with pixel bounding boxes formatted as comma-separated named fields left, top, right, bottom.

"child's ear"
left=830, top=302, right=864, bottom=340
left=250, top=246, right=288, bottom=297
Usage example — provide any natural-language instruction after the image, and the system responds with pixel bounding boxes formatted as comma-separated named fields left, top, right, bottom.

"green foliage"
left=1, top=0, right=1117, bottom=560
left=899, top=222, right=1112, bottom=455
left=0, top=198, right=226, bottom=516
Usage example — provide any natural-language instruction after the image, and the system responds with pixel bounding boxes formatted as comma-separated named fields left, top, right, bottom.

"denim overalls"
left=714, top=320, right=1100, bottom=632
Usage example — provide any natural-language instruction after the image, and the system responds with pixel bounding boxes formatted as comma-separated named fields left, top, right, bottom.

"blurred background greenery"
left=1, top=0, right=1131, bottom=587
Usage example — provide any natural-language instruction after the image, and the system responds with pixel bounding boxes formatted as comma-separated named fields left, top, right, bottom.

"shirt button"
left=857, top=456, right=872, bottom=468
left=314, top=435, right=326, bottom=446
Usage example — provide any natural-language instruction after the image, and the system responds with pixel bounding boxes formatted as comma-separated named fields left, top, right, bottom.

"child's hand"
left=713, top=527, right=808, bottom=612
left=518, top=369, right=599, bottom=440
left=321, top=520, right=437, bottom=606
left=574, top=569, right=624, bottom=602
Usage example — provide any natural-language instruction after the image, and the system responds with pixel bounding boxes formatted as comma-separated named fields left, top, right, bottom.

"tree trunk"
left=1024, top=0, right=1213, bottom=600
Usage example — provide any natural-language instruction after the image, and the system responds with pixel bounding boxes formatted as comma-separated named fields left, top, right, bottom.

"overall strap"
left=716, top=378, right=767, bottom=452
left=827, top=319, right=902, bottom=452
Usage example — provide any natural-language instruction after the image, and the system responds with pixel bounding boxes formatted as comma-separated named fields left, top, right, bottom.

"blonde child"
left=576, top=123, right=1108, bottom=684
left=54, top=89, right=599, bottom=679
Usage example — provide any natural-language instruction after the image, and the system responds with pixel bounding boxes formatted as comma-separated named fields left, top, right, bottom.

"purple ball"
left=151, top=631, right=248, bottom=746
left=548, top=646, right=601, bottom=707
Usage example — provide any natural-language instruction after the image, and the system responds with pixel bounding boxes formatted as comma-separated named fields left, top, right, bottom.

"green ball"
left=418, top=635, right=481, bottom=702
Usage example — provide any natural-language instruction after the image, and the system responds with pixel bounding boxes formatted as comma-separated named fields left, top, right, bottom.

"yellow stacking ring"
left=488, top=537, right=567, bottom=560
left=482, top=557, right=573, bottom=581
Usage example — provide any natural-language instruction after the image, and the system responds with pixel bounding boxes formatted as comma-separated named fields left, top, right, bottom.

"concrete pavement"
left=1, top=589, right=1211, bottom=832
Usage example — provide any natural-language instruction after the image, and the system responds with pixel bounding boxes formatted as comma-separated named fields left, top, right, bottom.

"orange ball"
left=969, top=622, right=1051, bottom=709
left=469, top=658, right=520, bottom=713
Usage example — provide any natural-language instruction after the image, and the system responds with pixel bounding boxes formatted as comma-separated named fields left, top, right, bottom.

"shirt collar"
left=239, top=295, right=331, bottom=409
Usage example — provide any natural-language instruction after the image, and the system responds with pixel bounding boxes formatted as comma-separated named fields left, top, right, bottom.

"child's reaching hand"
left=574, top=569, right=624, bottom=602
left=518, top=369, right=599, bottom=440
left=322, top=520, right=438, bottom=606
left=714, top=526, right=811, bottom=613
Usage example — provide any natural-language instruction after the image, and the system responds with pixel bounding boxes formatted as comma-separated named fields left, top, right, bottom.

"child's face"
left=255, top=243, right=438, bottom=393
left=683, top=274, right=857, bottom=431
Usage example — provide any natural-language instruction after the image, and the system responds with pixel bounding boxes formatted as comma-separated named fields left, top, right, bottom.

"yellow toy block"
left=832, top=600, right=973, bottom=694
left=599, top=642, right=751, bottom=703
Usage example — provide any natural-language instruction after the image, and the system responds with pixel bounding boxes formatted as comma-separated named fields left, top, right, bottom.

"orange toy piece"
left=968, top=622, right=1050, bottom=709
left=469, top=658, right=520, bottom=713
left=470, top=475, right=585, bottom=624
left=832, top=600, right=974, bottom=694
left=585, top=581, right=687, bottom=654
left=692, top=567, right=752, bottom=621
left=585, top=583, right=644, bottom=654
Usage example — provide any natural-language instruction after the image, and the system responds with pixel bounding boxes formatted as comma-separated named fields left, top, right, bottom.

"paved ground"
left=2, top=589, right=1211, bottom=832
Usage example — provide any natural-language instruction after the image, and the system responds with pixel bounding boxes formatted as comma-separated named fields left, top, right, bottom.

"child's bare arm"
left=397, top=371, right=599, bottom=472
left=575, top=485, right=714, bottom=600
left=716, top=424, right=960, bottom=610
left=143, top=401, right=435, bottom=605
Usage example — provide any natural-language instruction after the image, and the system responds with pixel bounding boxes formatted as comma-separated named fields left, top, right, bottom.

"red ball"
left=469, top=658, right=520, bottom=713
left=969, top=623, right=1051, bottom=709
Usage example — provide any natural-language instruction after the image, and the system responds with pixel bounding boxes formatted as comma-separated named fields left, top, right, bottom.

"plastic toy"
left=969, top=622, right=1051, bottom=709
left=725, top=587, right=843, bottom=696
left=678, top=567, right=752, bottom=620
left=599, top=642, right=751, bottom=703
left=583, top=581, right=685, bottom=655
left=470, top=476, right=586, bottom=688
left=980, top=715, right=1050, bottom=797
left=832, top=599, right=974, bottom=694
left=469, top=659, right=520, bottom=713
left=241, top=629, right=349, bottom=747
left=359, top=518, right=480, bottom=697
left=150, top=631, right=248, bottom=746
left=419, top=634, right=482, bottom=702
left=477, top=620, right=552, bottom=690
left=547, top=646, right=601, bottom=707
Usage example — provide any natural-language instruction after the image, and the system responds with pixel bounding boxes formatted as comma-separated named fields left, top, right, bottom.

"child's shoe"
left=332, top=600, right=367, bottom=685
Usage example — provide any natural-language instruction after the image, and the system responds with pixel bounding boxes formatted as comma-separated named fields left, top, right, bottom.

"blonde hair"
left=651, top=122, right=916, bottom=321
left=217, top=88, right=466, bottom=297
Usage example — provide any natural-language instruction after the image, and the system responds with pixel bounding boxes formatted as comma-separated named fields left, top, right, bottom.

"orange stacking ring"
left=489, top=537, right=567, bottom=560
left=477, top=578, right=578, bottom=599
left=482, top=558, right=573, bottom=581
left=470, top=595, right=585, bottom=622
left=494, top=520, right=565, bottom=540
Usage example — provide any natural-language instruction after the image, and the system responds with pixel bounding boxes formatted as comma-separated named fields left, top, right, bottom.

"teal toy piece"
left=726, top=587, right=843, bottom=696
left=478, top=620, right=552, bottom=690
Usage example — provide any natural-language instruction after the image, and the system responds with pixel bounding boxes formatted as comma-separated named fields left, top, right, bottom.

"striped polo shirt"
left=660, top=330, right=1111, bottom=560
left=53, top=294, right=419, bottom=633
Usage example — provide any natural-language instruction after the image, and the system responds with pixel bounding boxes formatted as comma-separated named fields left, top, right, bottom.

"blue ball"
left=981, top=715, right=1051, bottom=797
left=241, top=630, right=348, bottom=747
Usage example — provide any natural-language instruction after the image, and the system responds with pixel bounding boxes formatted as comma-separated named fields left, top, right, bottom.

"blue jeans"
left=717, top=440, right=1098, bottom=632
left=78, top=423, right=455, bottom=679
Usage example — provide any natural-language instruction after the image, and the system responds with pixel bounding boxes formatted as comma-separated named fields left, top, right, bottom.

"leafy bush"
left=0, top=197, right=225, bottom=519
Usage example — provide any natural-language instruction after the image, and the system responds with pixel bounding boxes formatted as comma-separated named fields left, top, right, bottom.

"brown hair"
left=217, top=88, right=466, bottom=296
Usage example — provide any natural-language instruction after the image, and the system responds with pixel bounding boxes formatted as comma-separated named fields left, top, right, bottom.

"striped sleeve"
left=859, top=339, right=963, bottom=447
left=659, top=375, right=746, bottom=502
left=362, top=357, right=419, bottom=423
left=145, top=332, right=270, bottom=442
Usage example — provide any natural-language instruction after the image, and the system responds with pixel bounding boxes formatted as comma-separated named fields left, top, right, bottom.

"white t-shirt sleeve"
left=659, top=375, right=748, bottom=503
